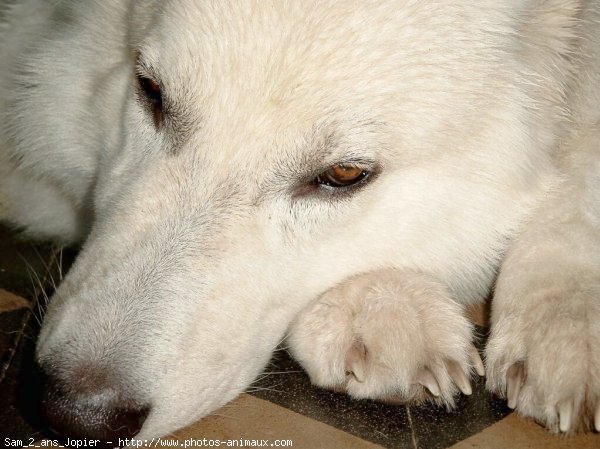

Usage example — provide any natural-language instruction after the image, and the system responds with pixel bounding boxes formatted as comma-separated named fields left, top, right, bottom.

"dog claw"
left=345, top=340, right=367, bottom=382
left=447, top=360, right=472, bottom=395
left=558, top=399, right=573, bottom=433
left=469, top=345, right=485, bottom=377
left=506, top=362, right=525, bottom=409
left=595, top=402, right=600, bottom=432
left=416, top=368, right=440, bottom=397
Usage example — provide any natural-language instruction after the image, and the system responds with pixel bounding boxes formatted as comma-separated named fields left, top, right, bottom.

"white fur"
left=288, top=269, right=475, bottom=407
left=0, top=0, right=598, bottom=438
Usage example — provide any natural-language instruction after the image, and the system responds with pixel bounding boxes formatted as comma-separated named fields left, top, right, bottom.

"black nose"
left=37, top=362, right=150, bottom=446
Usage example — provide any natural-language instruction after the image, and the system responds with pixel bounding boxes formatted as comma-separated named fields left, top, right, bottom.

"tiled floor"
left=0, top=224, right=597, bottom=448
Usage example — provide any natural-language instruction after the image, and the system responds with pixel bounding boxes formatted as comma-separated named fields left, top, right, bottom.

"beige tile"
left=450, top=413, right=599, bottom=449
left=174, top=393, right=383, bottom=449
left=0, top=288, right=29, bottom=312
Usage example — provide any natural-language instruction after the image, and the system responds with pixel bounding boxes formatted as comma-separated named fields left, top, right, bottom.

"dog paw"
left=287, top=269, right=483, bottom=408
left=486, top=283, right=600, bottom=433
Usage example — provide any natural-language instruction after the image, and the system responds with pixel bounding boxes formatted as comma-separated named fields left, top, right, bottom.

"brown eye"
left=316, top=164, right=369, bottom=188
left=137, top=74, right=163, bottom=127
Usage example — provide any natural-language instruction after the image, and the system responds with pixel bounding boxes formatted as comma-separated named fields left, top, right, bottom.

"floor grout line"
left=405, top=405, right=419, bottom=449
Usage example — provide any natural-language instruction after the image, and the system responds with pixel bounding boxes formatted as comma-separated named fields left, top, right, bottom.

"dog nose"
left=37, top=362, right=150, bottom=444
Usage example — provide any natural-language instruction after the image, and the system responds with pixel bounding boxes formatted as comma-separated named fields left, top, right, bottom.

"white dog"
left=1, top=0, right=598, bottom=442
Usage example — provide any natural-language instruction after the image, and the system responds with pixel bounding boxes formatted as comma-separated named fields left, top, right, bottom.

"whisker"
left=58, top=246, right=64, bottom=281
left=21, top=260, right=44, bottom=327
left=31, top=245, right=57, bottom=292
left=245, top=386, right=284, bottom=394
left=18, top=253, right=47, bottom=295
left=256, top=370, right=300, bottom=376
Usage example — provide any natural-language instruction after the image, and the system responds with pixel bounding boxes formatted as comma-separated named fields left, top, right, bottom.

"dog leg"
left=287, top=269, right=483, bottom=407
left=486, top=130, right=600, bottom=432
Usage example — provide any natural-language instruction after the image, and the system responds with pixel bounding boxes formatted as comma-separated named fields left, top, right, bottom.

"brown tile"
left=0, top=289, right=29, bottom=312
left=450, top=413, right=599, bottom=449
left=174, top=393, right=383, bottom=449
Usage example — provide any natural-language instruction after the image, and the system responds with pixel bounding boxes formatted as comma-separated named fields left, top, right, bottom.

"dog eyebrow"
left=135, top=54, right=159, bottom=80
left=297, top=120, right=380, bottom=178
left=303, top=128, right=340, bottom=172
left=266, top=123, right=378, bottom=198
left=271, top=128, right=340, bottom=185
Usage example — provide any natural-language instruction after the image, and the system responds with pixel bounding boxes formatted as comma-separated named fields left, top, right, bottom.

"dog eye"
left=316, top=164, right=369, bottom=188
left=137, top=74, right=163, bottom=127
left=138, top=75, right=162, bottom=106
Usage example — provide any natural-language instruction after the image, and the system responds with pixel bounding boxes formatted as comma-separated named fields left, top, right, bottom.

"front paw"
left=486, top=282, right=600, bottom=433
left=287, top=269, right=484, bottom=408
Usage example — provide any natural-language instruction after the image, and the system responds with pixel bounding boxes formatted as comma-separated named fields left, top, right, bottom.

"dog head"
left=35, top=0, right=569, bottom=440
